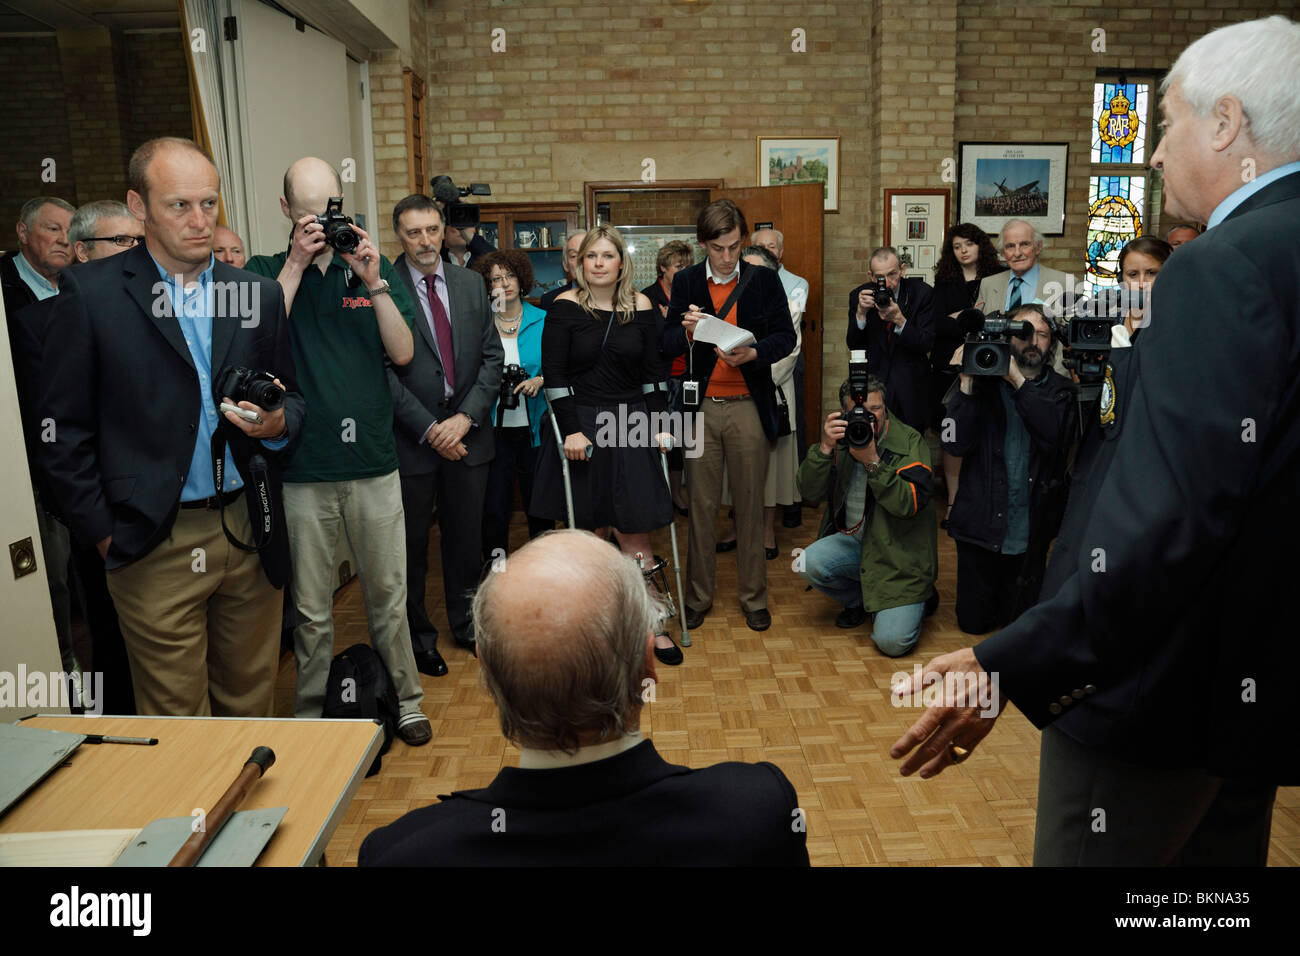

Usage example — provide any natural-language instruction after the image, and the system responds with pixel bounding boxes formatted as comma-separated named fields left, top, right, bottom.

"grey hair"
left=1163, top=15, right=1300, bottom=161
left=69, top=200, right=132, bottom=246
left=472, top=532, right=666, bottom=754
left=19, top=196, right=74, bottom=230
left=741, top=245, right=779, bottom=270
left=869, top=245, right=900, bottom=266
left=1000, top=219, right=1044, bottom=250
left=839, top=374, right=888, bottom=411
left=751, top=226, right=783, bottom=247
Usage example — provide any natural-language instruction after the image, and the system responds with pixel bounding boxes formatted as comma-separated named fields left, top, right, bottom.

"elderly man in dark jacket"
left=942, top=303, right=1075, bottom=634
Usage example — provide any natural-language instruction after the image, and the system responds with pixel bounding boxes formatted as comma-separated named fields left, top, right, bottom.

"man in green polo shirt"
left=245, top=156, right=431, bottom=745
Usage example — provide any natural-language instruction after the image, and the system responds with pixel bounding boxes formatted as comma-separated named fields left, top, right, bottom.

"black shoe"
left=414, top=647, right=448, bottom=677
left=765, top=546, right=779, bottom=560
left=685, top=605, right=710, bottom=630
left=782, top=504, right=802, bottom=528
left=716, top=539, right=738, bottom=553
left=924, top=589, right=940, bottom=618
left=836, top=605, right=867, bottom=628
left=453, top=632, right=477, bottom=657
left=745, top=608, right=772, bottom=631
left=939, top=517, right=949, bottom=530
left=653, top=633, right=684, bottom=666
left=673, top=501, right=689, bottom=516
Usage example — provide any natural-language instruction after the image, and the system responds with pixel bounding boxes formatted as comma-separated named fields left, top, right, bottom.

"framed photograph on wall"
left=882, top=188, right=951, bottom=286
left=757, top=136, right=839, bottom=212
left=959, top=142, right=1069, bottom=236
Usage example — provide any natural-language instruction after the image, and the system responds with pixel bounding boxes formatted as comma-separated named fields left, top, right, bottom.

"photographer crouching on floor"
left=796, top=359, right=938, bottom=657
left=943, top=302, right=1075, bottom=634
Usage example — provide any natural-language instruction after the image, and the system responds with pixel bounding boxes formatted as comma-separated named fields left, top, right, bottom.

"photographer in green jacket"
left=796, top=373, right=938, bottom=655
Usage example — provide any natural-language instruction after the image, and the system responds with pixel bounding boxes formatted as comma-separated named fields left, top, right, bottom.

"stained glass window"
left=1092, top=83, right=1149, bottom=164
left=1085, top=176, right=1145, bottom=288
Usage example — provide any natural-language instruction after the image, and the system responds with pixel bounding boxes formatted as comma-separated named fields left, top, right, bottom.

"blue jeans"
left=798, top=532, right=924, bottom=657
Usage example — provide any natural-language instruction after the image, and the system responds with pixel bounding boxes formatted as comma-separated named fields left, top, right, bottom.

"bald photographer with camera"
left=942, top=303, right=1075, bottom=635
left=795, top=368, right=938, bottom=656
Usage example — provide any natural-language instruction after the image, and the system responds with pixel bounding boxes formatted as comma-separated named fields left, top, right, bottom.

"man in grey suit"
left=976, top=220, right=1078, bottom=376
left=389, top=194, right=503, bottom=675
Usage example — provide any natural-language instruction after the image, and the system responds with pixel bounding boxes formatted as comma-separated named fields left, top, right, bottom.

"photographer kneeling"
left=796, top=369, right=938, bottom=657
left=943, top=302, right=1075, bottom=635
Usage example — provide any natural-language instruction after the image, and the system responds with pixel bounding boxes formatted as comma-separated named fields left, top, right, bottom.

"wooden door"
left=709, top=183, right=824, bottom=443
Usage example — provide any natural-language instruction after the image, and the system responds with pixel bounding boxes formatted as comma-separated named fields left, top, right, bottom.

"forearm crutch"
left=658, top=436, right=690, bottom=647
left=545, top=399, right=576, bottom=529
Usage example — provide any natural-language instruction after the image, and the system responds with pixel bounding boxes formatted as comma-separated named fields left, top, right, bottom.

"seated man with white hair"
left=359, top=529, right=810, bottom=866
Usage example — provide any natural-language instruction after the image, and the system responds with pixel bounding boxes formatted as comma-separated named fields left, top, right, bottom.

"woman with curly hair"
left=471, top=249, right=553, bottom=563
left=931, top=223, right=1000, bottom=521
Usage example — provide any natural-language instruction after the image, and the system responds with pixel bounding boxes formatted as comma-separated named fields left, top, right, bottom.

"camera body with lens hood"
left=957, top=308, right=1035, bottom=378
left=313, top=197, right=360, bottom=254
left=838, top=350, right=878, bottom=448
left=215, top=366, right=284, bottom=411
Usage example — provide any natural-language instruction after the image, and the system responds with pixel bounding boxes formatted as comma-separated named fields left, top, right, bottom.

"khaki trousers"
left=283, top=471, right=423, bottom=719
left=105, top=503, right=282, bottom=717
left=685, top=396, right=771, bottom=613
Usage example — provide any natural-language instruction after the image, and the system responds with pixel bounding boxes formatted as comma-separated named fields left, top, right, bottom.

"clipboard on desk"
left=0, top=722, right=85, bottom=818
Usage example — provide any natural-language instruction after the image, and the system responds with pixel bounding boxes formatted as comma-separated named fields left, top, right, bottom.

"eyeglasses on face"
left=489, top=273, right=517, bottom=285
left=88, top=235, right=144, bottom=247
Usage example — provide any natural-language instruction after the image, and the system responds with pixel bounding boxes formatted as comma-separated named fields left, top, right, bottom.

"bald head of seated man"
left=212, top=225, right=246, bottom=268
left=358, top=529, right=810, bottom=867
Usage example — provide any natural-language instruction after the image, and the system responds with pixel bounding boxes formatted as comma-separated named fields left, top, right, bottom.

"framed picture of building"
left=958, top=142, right=1069, bottom=236
left=757, top=137, right=839, bottom=212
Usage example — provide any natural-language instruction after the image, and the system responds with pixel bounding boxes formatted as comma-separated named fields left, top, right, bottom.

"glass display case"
left=474, top=202, right=580, bottom=302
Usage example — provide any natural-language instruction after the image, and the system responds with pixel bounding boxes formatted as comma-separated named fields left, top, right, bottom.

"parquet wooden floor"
left=274, top=497, right=1300, bottom=867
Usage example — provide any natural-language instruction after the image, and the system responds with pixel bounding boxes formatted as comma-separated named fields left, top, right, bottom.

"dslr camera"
left=314, top=197, right=360, bottom=254
left=957, top=308, right=1034, bottom=378
left=838, top=350, right=877, bottom=449
left=873, top=275, right=893, bottom=310
left=498, top=363, right=529, bottom=411
left=215, top=366, right=284, bottom=411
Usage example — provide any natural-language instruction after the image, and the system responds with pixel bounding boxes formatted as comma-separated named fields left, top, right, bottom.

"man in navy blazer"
left=892, top=15, right=1300, bottom=866
left=359, top=530, right=809, bottom=866
left=41, top=138, right=305, bottom=717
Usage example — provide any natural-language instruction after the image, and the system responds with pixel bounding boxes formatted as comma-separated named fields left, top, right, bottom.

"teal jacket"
left=490, top=301, right=546, bottom=446
left=796, top=412, right=938, bottom=612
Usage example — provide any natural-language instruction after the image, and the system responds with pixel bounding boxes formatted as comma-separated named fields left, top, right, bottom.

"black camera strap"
left=210, top=426, right=274, bottom=553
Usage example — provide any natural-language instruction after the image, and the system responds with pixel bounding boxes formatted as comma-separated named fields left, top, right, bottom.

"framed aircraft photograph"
left=959, top=142, right=1069, bottom=235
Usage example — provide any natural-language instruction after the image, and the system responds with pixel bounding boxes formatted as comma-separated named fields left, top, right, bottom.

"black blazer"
left=845, top=276, right=936, bottom=430
left=975, top=171, right=1300, bottom=783
left=387, top=255, right=504, bottom=471
left=440, top=231, right=495, bottom=269
left=1, top=250, right=41, bottom=319
left=39, top=246, right=305, bottom=586
left=539, top=278, right=575, bottom=312
left=8, top=295, right=62, bottom=516
left=661, top=261, right=795, bottom=441
left=358, top=739, right=810, bottom=866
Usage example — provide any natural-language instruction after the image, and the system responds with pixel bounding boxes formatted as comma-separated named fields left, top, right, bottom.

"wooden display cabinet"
left=474, top=202, right=580, bottom=302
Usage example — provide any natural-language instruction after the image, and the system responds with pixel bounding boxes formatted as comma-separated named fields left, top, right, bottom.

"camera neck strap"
left=690, top=262, right=756, bottom=379
left=210, top=426, right=273, bottom=553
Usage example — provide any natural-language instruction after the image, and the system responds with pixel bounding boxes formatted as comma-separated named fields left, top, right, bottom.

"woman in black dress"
left=931, top=223, right=1000, bottom=523
left=531, top=225, right=681, bottom=663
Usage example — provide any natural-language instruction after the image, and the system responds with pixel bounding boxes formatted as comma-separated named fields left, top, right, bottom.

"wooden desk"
left=2, top=715, right=382, bottom=866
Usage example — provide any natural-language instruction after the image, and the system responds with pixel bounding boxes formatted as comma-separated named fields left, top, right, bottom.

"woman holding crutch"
left=530, top=225, right=683, bottom=665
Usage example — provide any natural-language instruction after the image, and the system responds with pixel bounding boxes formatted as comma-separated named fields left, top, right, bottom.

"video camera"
left=956, top=308, right=1035, bottom=377
left=1058, top=288, right=1142, bottom=383
left=838, top=350, right=877, bottom=448
left=431, top=175, right=492, bottom=231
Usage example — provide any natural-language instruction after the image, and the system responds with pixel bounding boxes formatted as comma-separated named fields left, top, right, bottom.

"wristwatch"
left=366, top=280, right=392, bottom=298
left=865, top=458, right=883, bottom=475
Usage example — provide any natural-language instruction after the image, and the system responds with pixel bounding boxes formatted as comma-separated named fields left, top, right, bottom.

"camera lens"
left=250, top=380, right=284, bottom=411
left=975, top=346, right=999, bottom=370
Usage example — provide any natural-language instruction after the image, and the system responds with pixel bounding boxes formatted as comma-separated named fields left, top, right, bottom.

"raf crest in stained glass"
left=1092, top=83, right=1148, bottom=164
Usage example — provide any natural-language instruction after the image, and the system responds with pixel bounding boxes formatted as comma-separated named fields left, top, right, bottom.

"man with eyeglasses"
left=846, top=246, right=936, bottom=432
left=942, top=303, right=1075, bottom=634
left=68, top=200, right=146, bottom=263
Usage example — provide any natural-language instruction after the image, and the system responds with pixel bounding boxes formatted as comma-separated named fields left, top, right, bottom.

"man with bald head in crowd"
left=245, top=156, right=432, bottom=745
left=68, top=200, right=144, bottom=264
left=539, top=228, right=587, bottom=311
left=41, top=137, right=305, bottom=717
left=359, top=529, right=810, bottom=866
left=1165, top=223, right=1200, bottom=248
left=212, top=226, right=246, bottom=268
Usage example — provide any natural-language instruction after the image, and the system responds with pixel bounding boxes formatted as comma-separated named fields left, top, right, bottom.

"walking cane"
left=658, top=435, right=690, bottom=647
left=167, top=747, right=275, bottom=867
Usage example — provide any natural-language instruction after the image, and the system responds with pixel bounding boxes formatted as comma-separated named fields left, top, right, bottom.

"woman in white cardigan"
left=716, top=247, right=802, bottom=559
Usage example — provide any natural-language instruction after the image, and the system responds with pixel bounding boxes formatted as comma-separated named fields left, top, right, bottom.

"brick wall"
left=0, top=36, right=73, bottom=238
left=400, top=0, right=1296, bottom=414
left=600, top=189, right=710, bottom=226
left=123, top=31, right=193, bottom=148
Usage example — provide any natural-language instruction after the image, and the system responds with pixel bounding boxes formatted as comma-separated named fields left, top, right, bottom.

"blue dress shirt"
left=15, top=251, right=60, bottom=300
left=1005, top=263, right=1040, bottom=311
left=1207, top=160, right=1300, bottom=229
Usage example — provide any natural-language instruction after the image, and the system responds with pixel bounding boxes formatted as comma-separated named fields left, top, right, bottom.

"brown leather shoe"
left=685, top=605, right=711, bottom=630
left=397, top=714, right=433, bottom=746
left=745, top=608, right=772, bottom=631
